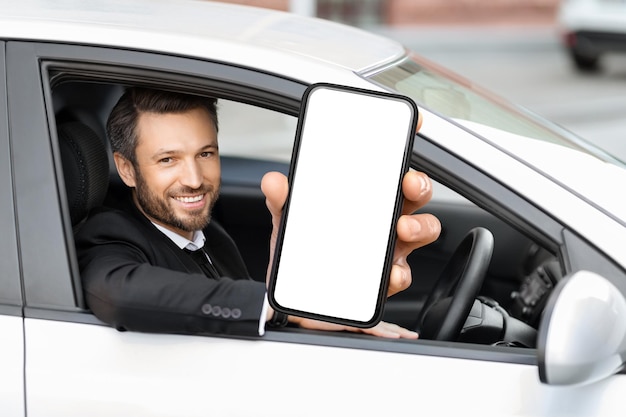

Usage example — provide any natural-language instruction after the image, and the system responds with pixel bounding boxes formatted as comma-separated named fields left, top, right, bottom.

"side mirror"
left=538, top=270, right=626, bottom=386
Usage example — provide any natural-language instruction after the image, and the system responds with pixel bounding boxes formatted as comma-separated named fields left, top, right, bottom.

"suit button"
left=211, top=305, right=222, bottom=316
left=221, top=307, right=232, bottom=318
left=201, top=304, right=212, bottom=315
left=231, top=308, right=242, bottom=319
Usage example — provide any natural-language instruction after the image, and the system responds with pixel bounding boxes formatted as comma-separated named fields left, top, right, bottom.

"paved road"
left=372, top=25, right=626, bottom=161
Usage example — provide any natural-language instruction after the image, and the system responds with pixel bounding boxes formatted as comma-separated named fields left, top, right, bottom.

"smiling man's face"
left=114, top=107, right=221, bottom=239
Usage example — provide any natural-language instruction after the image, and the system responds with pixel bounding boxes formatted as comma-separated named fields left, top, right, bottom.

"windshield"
left=367, top=53, right=626, bottom=223
left=367, top=54, right=624, bottom=166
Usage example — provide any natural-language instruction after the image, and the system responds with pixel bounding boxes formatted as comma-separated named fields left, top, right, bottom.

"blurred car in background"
left=558, top=0, right=626, bottom=71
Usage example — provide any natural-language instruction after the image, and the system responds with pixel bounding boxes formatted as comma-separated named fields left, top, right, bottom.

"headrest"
left=58, top=121, right=110, bottom=227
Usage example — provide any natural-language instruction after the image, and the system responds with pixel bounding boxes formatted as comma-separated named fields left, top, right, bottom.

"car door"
left=0, top=40, right=26, bottom=417
left=7, top=40, right=626, bottom=417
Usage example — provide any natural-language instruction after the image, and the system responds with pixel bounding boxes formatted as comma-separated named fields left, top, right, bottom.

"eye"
left=199, top=151, right=214, bottom=158
left=158, top=157, right=173, bottom=164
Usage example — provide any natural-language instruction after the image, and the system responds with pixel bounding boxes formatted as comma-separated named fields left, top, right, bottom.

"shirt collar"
left=152, top=222, right=205, bottom=251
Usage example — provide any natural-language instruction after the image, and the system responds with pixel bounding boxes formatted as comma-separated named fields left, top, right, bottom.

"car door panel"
left=24, top=317, right=626, bottom=417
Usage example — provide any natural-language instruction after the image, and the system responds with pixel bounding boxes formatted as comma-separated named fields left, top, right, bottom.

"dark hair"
left=106, top=87, right=218, bottom=163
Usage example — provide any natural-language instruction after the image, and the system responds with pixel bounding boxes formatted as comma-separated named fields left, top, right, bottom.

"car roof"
left=0, top=0, right=406, bottom=82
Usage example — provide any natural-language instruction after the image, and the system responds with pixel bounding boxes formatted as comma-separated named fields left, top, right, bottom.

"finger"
left=383, top=322, right=419, bottom=339
left=261, top=171, right=288, bottom=282
left=396, top=212, right=441, bottom=251
left=401, top=171, right=433, bottom=216
left=387, top=262, right=411, bottom=297
left=416, top=111, right=423, bottom=133
left=387, top=213, right=441, bottom=297
left=261, top=171, right=289, bottom=221
left=360, top=321, right=419, bottom=339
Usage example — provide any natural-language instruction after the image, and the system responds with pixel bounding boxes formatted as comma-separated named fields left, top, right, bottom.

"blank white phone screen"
left=271, top=85, right=416, bottom=325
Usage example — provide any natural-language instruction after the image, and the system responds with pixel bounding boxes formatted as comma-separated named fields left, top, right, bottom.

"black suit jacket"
left=74, top=197, right=266, bottom=337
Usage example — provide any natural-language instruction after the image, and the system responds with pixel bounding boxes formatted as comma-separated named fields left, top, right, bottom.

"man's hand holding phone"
left=261, top=168, right=440, bottom=338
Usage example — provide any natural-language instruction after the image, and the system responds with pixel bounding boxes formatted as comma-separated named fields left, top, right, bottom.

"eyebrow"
left=150, top=143, right=218, bottom=161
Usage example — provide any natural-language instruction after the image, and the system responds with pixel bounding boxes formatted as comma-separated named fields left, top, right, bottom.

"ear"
left=113, top=152, right=137, bottom=188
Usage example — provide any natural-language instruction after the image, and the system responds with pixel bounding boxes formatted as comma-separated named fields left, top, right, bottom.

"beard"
left=133, top=168, right=220, bottom=233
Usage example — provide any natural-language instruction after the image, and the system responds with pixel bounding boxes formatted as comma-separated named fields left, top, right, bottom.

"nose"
left=179, top=159, right=203, bottom=189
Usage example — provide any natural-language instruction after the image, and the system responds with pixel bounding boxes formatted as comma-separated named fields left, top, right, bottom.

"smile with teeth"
left=174, top=194, right=204, bottom=203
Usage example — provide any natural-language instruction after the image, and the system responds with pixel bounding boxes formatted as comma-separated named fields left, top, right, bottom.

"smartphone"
left=267, top=83, right=418, bottom=327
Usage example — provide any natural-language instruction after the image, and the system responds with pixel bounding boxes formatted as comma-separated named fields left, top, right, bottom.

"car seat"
left=57, top=121, right=110, bottom=230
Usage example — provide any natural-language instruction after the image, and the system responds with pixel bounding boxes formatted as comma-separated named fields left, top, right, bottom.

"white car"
left=2, top=0, right=626, bottom=416
left=557, top=0, right=626, bottom=71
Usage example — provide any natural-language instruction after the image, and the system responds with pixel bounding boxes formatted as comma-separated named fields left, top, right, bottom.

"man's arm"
left=75, top=209, right=267, bottom=337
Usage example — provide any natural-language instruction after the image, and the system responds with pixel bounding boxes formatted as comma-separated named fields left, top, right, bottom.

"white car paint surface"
left=0, top=0, right=403, bottom=85
left=25, top=319, right=626, bottom=417
left=0, top=315, right=24, bottom=417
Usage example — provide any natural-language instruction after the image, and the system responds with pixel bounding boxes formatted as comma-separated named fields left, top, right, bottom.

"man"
left=75, top=87, right=441, bottom=338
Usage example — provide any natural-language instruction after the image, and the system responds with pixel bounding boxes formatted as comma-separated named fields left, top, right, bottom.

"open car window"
left=218, top=100, right=297, bottom=163
left=19, top=40, right=562, bottom=356
left=48, top=77, right=557, bottom=349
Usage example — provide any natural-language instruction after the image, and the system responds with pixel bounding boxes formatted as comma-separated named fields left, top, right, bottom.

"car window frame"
left=0, top=40, right=23, bottom=315
left=6, top=40, right=305, bottom=320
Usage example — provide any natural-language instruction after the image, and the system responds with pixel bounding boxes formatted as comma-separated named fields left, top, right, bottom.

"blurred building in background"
left=215, top=0, right=559, bottom=26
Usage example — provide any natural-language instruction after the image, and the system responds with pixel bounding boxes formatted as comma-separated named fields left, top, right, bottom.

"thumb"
left=261, top=171, right=289, bottom=220
left=261, top=171, right=289, bottom=283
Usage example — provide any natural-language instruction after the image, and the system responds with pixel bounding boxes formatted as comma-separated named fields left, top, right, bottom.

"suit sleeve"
left=75, top=209, right=267, bottom=337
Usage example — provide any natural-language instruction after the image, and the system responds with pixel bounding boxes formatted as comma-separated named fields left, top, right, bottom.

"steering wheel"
left=415, top=227, right=494, bottom=341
